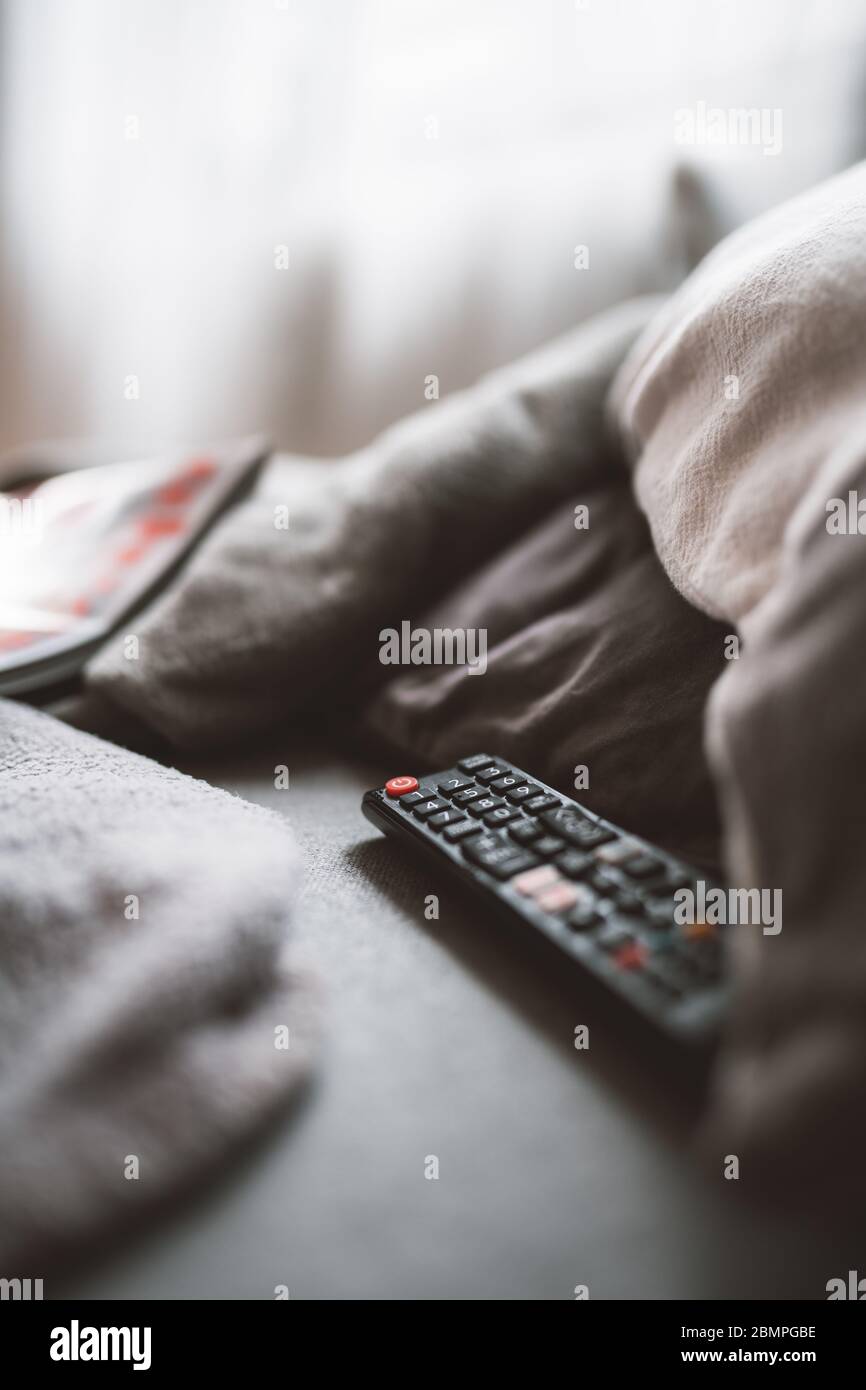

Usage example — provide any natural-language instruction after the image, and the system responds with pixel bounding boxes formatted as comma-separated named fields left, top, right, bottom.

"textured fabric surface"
left=86, top=298, right=660, bottom=746
left=609, top=160, right=866, bottom=623
left=48, top=736, right=852, bottom=1300
left=604, top=161, right=866, bottom=1203
left=86, top=295, right=728, bottom=868
left=71, top=169, right=866, bottom=1212
left=700, top=425, right=866, bottom=1204
left=362, top=484, right=727, bottom=869
left=0, top=700, right=317, bottom=1267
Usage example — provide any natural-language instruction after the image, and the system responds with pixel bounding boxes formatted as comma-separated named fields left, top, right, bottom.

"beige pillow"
left=609, top=160, right=866, bottom=623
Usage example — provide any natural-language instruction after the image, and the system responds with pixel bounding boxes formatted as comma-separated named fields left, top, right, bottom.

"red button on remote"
left=614, top=943, right=647, bottom=972
left=385, top=776, right=419, bottom=798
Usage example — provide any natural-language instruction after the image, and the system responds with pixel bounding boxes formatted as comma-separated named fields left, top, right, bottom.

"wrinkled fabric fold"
left=607, top=161, right=866, bottom=1205
left=87, top=298, right=662, bottom=748
left=700, top=427, right=866, bottom=1205
left=609, top=160, right=866, bottom=624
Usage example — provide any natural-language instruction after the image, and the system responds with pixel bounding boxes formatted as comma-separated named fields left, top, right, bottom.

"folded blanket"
left=361, top=483, right=727, bottom=868
left=0, top=701, right=316, bottom=1269
left=703, top=424, right=866, bottom=1205
left=87, top=299, right=660, bottom=746
left=608, top=162, right=866, bottom=1205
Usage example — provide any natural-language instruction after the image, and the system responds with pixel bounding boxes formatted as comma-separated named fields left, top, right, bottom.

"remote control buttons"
left=509, top=819, right=543, bottom=845
left=532, top=835, right=566, bottom=857
left=428, top=809, right=465, bottom=830
left=365, top=757, right=724, bottom=1043
left=413, top=797, right=450, bottom=820
left=535, top=881, right=579, bottom=915
left=513, top=865, right=559, bottom=896
left=475, top=764, right=506, bottom=785
left=554, top=849, right=594, bottom=878
left=513, top=864, right=586, bottom=917
left=453, top=787, right=484, bottom=806
left=467, top=796, right=504, bottom=818
left=505, top=784, right=540, bottom=805
left=437, top=778, right=474, bottom=798
left=595, top=837, right=644, bottom=866
left=443, top=819, right=484, bottom=843
left=566, top=885, right=601, bottom=931
left=462, top=833, right=540, bottom=879
left=457, top=754, right=495, bottom=772
left=491, top=774, right=525, bottom=793
left=385, top=776, right=419, bottom=797
left=568, top=901, right=600, bottom=932
left=540, top=808, right=615, bottom=849
left=522, top=794, right=561, bottom=814
left=622, top=852, right=666, bottom=880
left=595, top=920, right=634, bottom=952
left=614, top=942, right=647, bottom=972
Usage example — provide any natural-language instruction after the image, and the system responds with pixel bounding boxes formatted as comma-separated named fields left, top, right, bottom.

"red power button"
left=385, top=775, right=419, bottom=797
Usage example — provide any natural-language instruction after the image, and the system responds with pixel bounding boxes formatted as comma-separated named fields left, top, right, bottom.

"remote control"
left=362, top=755, right=727, bottom=1059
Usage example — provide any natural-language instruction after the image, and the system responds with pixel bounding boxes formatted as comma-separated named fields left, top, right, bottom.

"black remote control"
left=362, top=755, right=727, bottom=1059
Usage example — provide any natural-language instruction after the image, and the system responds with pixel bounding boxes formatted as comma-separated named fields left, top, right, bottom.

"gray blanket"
left=607, top=163, right=866, bottom=1206
left=0, top=701, right=317, bottom=1268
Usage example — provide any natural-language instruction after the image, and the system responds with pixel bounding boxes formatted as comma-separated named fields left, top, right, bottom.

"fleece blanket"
left=0, top=701, right=317, bottom=1268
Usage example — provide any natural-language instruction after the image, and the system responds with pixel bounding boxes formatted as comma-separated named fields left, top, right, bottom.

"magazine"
left=0, top=436, right=267, bottom=697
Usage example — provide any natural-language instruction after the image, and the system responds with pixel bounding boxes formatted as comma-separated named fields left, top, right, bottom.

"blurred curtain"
left=1, top=0, right=865, bottom=455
